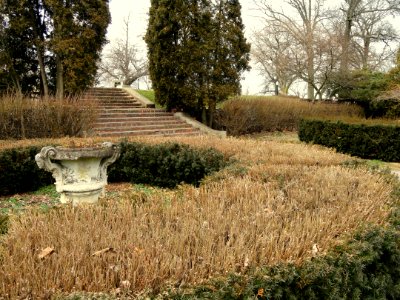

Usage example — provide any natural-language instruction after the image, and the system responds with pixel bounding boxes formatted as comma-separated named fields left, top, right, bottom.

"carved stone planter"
left=35, top=142, right=120, bottom=205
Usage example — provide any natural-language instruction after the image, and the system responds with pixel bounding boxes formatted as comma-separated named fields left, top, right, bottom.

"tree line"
left=0, top=0, right=249, bottom=127
left=252, top=0, right=400, bottom=100
left=2, top=0, right=398, bottom=119
left=0, top=0, right=110, bottom=98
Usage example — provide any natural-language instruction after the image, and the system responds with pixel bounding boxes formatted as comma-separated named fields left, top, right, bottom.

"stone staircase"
left=83, top=88, right=202, bottom=137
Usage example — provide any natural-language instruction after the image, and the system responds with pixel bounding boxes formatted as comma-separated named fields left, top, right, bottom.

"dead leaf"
left=257, top=288, right=264, bottom=297
left=244, top=256, right=250, bottom=268
left=120, top=280, right=131, bottom=289
left=38, top=247, right=55, bottom=259
left=312, top=243, right=319, bottom=257
left=92, top=247, right=115, bottom=257
left=133, top=246, right=144, bottom=254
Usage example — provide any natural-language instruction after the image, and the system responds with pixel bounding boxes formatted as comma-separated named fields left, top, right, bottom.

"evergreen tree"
left=0, top=0, right=42, bottom=94
left=145, top=0, right=250, bottom=125
left=387, top=48, right=400, bottom=85
left=207, top=0, right=250, bottom=126
left=145, top=0, right=183, bottom=110
left=0, top=12, right=13, bottom=92
left=45, top=0, right=110, bottom=97
left=0, top=0, right=110, bottom=97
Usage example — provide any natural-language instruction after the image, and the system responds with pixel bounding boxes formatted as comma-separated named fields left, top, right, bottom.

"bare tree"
left=252, top=24, right=298, bottom=95
left=340, top=0, right=400, bottom=73
left=257, top=0, right=331, bottom=100
left=99, top=15, right=148, bottom=86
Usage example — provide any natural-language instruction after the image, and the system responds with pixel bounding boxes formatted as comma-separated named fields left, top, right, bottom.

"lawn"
left=136, top=89, right=155, bottom=103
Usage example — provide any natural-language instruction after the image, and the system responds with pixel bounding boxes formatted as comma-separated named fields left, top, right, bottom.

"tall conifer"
left=0, top=0, right=110, bottom=97
left=145, top=0, right=250, bottom=124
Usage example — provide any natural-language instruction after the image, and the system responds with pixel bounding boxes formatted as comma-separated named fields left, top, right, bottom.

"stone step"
left=96, top=116, right=180, bottom=122
left=98, top=104, right=143, bottom=108
left=84, top=93, right=131, bottom=97
left=87, top=94, right=135, bottom=97
left=84, top=97, right=139, bottom=102
left=94, top=123, right=193, bottom=132
left=84, top=87, right=203, bottom=137
left=95, top=98, right=139, bottom=101
left=95, top=127, right=202, bottom=137
left=87, top=88, right=125, bottom=93
left=96, top=107, right=166, bottom=112
left=93, top=119, right=183, bottom=127
left=92, top=99, right=139, bottom=103
left=98, top=112, right=172, bottom=117
left=97, top=108, right=168, bottom=112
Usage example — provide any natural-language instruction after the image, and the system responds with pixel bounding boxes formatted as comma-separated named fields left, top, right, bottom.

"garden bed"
left=0, top=135, right=398, bottom=298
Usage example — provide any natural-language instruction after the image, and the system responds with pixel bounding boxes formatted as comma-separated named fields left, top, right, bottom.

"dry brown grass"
left=0, top=136, right=395, bottom=297
left=219, top=95, right=365, bottom=135
left=0, top=93, right=98, bottom=139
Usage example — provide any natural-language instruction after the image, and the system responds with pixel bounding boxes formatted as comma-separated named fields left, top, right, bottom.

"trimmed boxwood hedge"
left=108, top=141, right=227, bottom=188
left=0, top=146, right=54, bottom=196
left=299, top=119, right=400, bottom=162
left=0, top=142, right=227, bottom=196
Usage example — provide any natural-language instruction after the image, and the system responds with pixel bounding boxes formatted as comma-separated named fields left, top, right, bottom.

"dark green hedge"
left=0, top=142, right=227, bottom=196
left=0, top=146, right=54, bottom=196
left=298, top=119, right=400, bottom=162
left=108, top=142, right=227, bottom=188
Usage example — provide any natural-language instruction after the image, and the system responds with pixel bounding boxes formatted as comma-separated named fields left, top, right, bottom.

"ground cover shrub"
left=108, top=141, right=227, bottom=188
left=299, top=118, right=400, bottom=162
left=0, top=136, right=395, bottom=298
left=218, top=95, right=364, bottom=136
left=328, top=70, right=391, bottom=118
left=0, top=94, right=97, bottom=139
left=371, top=85, right=400, bottom=118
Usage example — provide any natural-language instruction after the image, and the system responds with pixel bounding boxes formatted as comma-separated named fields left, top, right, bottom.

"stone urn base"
left=35, top=142, right=120, bottom=205
left=61, top=187, right=103, bottom=204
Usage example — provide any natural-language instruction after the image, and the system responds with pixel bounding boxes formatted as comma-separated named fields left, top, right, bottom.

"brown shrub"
left=0, top=94, right=98, bottom=139
left=0, top=136, right=394, bottom=297
left=218, top=96, right=364, bottom=135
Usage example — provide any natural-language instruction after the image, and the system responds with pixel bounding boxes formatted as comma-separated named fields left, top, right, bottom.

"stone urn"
left=35, top=142, right=120, bottom=205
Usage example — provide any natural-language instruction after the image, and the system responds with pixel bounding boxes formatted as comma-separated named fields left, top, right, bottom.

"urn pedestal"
left=35, top=142, right=120, bottom=205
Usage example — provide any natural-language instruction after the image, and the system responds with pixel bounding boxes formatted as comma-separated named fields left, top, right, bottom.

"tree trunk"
left=37, top=47, right=49, bottom=98
left=208, top=95, right=217, bottom=128
left=202, top=107, right=207, bottom=125
left=56, top=54, right=64, bottom=100
left=307, top=47, right=315, bottom=100
left=340, top=17, right=352, bottom=73
left=10, top=67, right=22, bottom=94
left=30, top=3, right=49, bottom=98
left=340, top=0, right=362, bottom=73
left=362, top=37, right=371, bottom=69
left=20, top=113, right=25, bottom=139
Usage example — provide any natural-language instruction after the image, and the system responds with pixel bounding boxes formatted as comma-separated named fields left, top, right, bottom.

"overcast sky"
left=105, top=0, right=266, bottom=94
left=105, top=0, right=399, bottom=95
